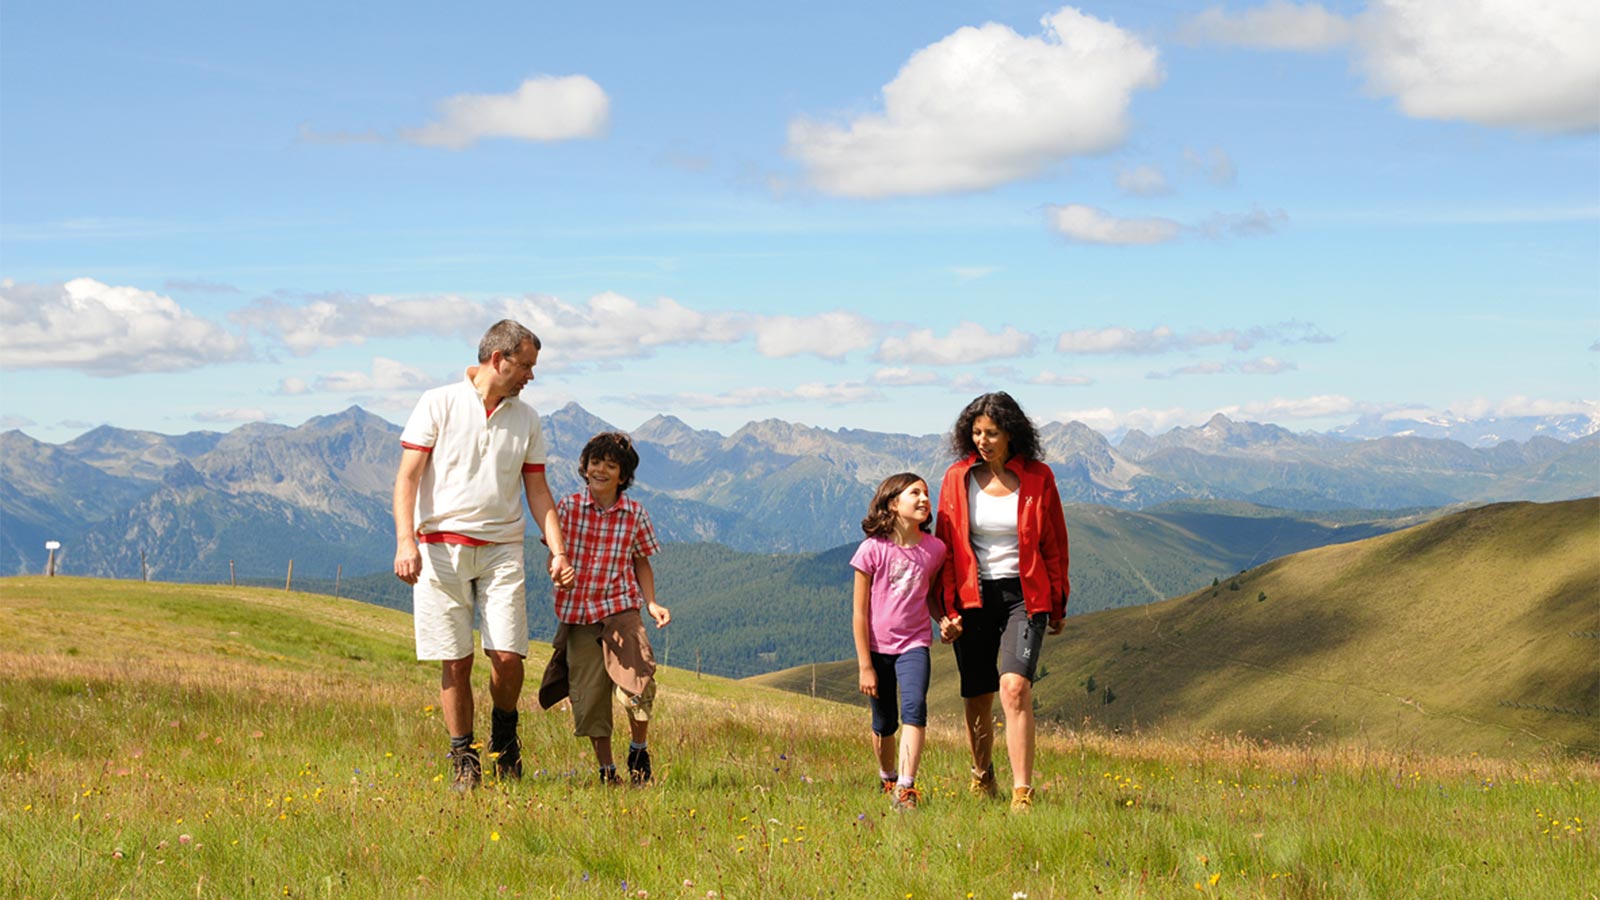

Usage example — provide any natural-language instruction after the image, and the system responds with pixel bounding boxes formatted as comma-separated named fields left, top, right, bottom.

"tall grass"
left=2, top=577, right=1596, bottom=899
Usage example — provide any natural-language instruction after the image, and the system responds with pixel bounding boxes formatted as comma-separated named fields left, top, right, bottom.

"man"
left=393, top=319, right=576, bottom=790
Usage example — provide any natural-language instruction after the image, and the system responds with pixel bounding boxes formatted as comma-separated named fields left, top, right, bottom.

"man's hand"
left=858, top=665, right=878, bottom=698
left=646, top=601, right=671, bottom=628
left=394, top=542, right=421, bottom=585
left=1047, top=615, right=1065, bottom=635
left=549, top=552, right=576, bottom=589
left=938, top=614, right=964, bottom=643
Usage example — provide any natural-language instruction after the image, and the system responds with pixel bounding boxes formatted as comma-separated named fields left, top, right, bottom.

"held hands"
left=937, top=614, right=964, bottom=643
left=1048, top=615, right=1065, bottom=635
left=394, top=542, right=421, bottom=585
left=858, top=665, right=878, bottom=698
left=646, top=600, right=671, bottom=628
left=548, top=552, right=576, bottom=590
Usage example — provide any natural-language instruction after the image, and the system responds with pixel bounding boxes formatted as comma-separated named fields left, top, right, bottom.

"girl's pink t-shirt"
left=850, top=533, right=948, bottom=655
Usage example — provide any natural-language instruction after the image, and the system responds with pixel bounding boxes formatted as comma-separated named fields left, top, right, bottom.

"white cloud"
left=1116, top=164, right=1171, bottom=196
left=1058, top=322, right=1330, bottom=354
left=400, top=76, right=610, bottom=149
left=234, top=292, right=484, bottom=355
left=0, top=278, right=251, bottom=375
left=752, top=311, right=879, bottom=359
left=1197, top=206, right=1288, bottom=238
left=193, top=407, right=272, bottom=424
left=1048, top=204, right=1183, bottom=245
left=1, top=414, right=37, bottom=429
left=875, top=321, right=1038, bottom=365
left=1056, top=405, right=1199, bottom=434
left=1028, top=370, right=1095, bottom=386
left=1356, top=0, right=1600, bottom=133
left=787, top=6, right=1163, bottom=197
left=1184, top=147, right=1237, bottom=186
left=1146, top=355, right=1298, bottom=378
left=1221, top=394, right=1362, bottom=420
left=1447, top=396, right=1600, bottom=419
left=501, top=292, right=746, bottom=361
left=312, top=357, right=438, bottom=393
left=1179, top=1, right=1355, bottom=50
left=871, top=367, right=943, bottom=386
left=277, top=377, right=309, bottom=396
left=1183, top=1, right=1600, bottom=133
left=624, top=381, right=881, bottom=410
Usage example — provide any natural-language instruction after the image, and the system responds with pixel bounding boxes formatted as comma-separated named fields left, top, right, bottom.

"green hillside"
left=755, top=498, right=1600, bottom=757
left=3, top=576, right=1598, bottom=899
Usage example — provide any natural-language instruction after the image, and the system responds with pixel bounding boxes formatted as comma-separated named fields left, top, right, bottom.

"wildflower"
left=179, top=834, right=192, bottom=845
left=491, top=832, right=501, bottom=842
left=1209, top=873, right=1221, bottom=886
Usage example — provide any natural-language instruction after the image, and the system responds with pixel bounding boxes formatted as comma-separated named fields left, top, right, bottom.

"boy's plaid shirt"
left=553, top=491, right=661, bottom=625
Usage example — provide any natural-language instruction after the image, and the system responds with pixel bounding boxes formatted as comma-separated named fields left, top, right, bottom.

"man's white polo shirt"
left=400, top=376, right=547, bottom=544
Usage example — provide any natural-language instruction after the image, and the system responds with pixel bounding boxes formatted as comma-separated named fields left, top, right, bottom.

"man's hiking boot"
left=449, top=746, right=482, bottom=793
left=892, top=785, right=921, bottom=811
left=627, top=746, right=652, bottom=786
left=1010, top=785, right=1034, bottom=813
left=969, top=763, right=998, bottom=799
left=490, top=738, right=523, bottom=781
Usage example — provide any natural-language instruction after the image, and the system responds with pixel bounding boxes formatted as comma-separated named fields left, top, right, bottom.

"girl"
left=850, top=472, right=948, bottom=811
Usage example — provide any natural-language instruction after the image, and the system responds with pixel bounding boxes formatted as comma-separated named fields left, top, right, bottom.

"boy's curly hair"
left=860, top=472, right=932, bottom=538
left=578, top=431, right=640, bottom=493
left=947, top=391, right=1044, bottom=463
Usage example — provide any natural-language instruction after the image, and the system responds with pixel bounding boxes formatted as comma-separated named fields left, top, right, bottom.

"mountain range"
left=2, top=403, right=1594, bottom=590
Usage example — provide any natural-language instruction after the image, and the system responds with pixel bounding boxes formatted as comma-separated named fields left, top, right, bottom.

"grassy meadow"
left=2, top=576, right=1597, bottom=899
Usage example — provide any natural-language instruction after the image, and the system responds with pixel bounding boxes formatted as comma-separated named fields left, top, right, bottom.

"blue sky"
left=3, top=1, right=1597, bottom=442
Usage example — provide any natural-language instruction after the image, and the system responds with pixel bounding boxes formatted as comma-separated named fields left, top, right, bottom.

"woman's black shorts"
left=951, top=577, right=1047, bottom=698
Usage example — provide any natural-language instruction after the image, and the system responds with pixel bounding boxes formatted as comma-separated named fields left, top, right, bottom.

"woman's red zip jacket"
left=933, top=454, right=1070, bottom=620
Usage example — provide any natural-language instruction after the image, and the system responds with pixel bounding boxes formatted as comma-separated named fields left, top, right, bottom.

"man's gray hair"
left=478, top=319, right=541, bottom=362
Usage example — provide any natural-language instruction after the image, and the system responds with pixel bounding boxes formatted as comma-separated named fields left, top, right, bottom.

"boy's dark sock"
left=626, top=743, right=652, bottom=785
left=599, top=764, right=621, bottom=785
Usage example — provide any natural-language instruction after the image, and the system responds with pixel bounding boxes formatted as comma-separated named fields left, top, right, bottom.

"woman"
left=933, top=391, right=1069, bottom=812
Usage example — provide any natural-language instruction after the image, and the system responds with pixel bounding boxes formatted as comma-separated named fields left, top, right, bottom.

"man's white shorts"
left=413, top=541, right=528, bottom=660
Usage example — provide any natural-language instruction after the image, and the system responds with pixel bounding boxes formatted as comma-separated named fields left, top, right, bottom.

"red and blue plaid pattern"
left=553, top=492, right=661, bottom=624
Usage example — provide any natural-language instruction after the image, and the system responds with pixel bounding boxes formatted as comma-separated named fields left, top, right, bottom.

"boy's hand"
left=647, top=601, right=671, bottom=628
left=858, top=665, right=877, bottom=698
left=549, top=553, right=576, bottom=589
left=938, top=615, right=963, bottom=643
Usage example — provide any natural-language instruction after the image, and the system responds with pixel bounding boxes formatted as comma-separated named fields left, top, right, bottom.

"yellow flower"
left=1209, top=873, right=1221, bottom=886
left=491, top=831, right=500, bottom=842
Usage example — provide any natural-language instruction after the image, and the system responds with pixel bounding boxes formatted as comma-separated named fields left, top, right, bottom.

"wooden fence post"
left=285, top=560, right=294, bottom=592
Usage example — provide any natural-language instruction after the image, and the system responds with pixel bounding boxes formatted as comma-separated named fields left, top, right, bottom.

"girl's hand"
left=1047, top=615, right=1064, bottom=635
left=858, top=666, right=878, bottom=698
left=938, top=615, right=963, bottom=643
left=647, top=601, right=671, bottom=628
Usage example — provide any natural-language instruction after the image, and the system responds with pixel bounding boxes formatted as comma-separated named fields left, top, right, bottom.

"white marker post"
left=45, top=540, right=61, bottom=577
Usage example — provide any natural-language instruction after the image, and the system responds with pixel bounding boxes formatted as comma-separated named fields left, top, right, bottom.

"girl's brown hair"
left=860, top=472, right=931, bottom=538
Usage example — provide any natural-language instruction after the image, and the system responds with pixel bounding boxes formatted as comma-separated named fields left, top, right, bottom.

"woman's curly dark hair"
left=860, top=472, right=932, bottom=538
left=578, top=431, right=640, bottom=493
left=947, top=391, right=1044, bottom=463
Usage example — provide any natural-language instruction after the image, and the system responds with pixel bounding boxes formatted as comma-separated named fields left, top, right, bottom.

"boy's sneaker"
left=490, top=739, right=523, bottom=781
left=1010, top=786, right=1034, bottom=813
left=448, top=747, right=482, bottom=793
left=599, top=765, right=623, bottom=786
left=969, top=763, right=998, bottom=798
left=626, top=746, right=652, bottom=786
left=892, top=785, right=921, bottom=811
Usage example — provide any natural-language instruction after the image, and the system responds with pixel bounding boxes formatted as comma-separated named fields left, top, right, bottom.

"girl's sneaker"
left=880, top=776, right=897, bottom=795
left=892, top=785, right=921, bottom=811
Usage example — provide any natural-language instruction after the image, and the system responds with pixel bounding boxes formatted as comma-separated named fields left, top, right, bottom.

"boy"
left=537, top=432, right=670, bottom=785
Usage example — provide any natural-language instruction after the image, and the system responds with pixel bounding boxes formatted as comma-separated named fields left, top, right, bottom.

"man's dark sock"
left=450, top=733, right=474, bottom=753
left=490, top=707, right=519, bottom=751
